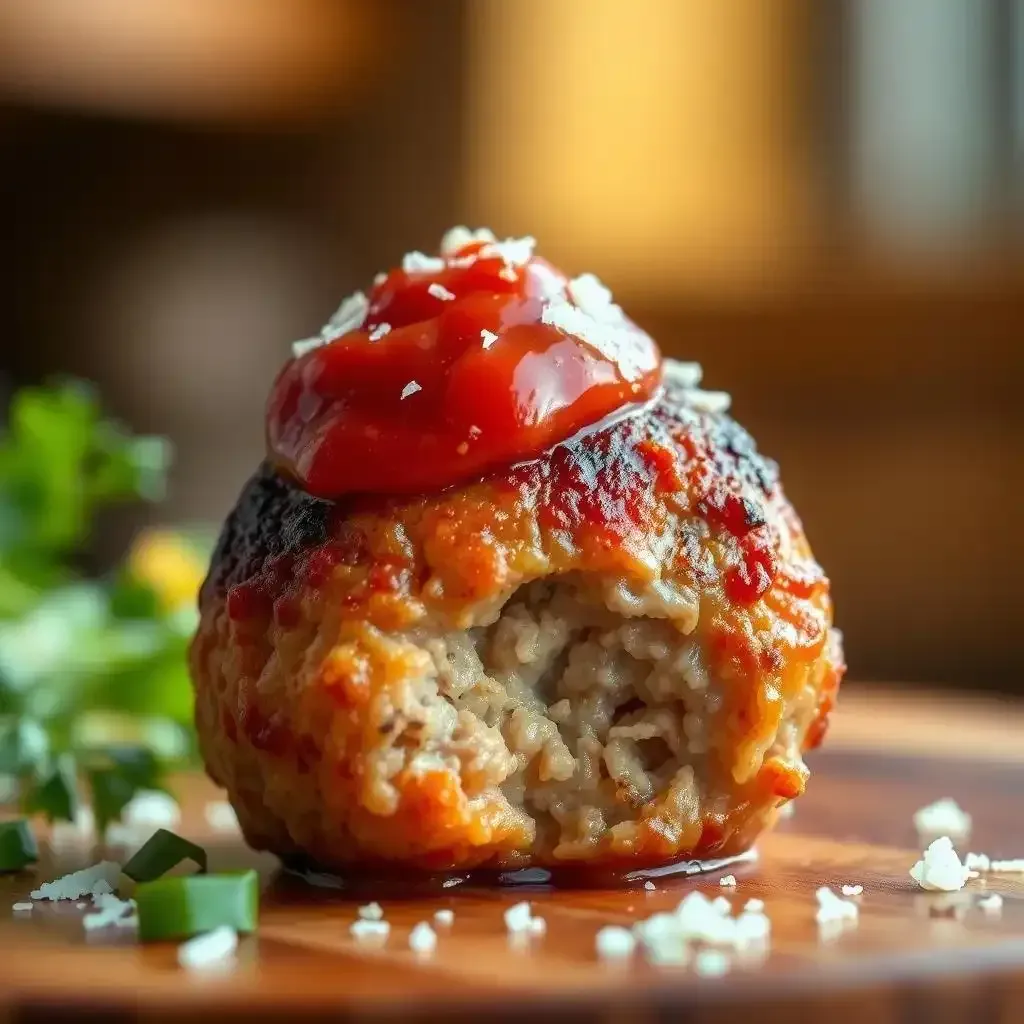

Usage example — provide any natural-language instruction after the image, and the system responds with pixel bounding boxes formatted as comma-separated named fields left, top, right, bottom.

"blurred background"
left=1, top=0, right=1022, bottom=692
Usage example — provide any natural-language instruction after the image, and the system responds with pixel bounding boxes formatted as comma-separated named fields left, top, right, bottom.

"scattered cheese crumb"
left=91, top=879, right=114, bottom=900
left=694, top=948, right=732, bottom=978
left=368, top=323, right=392, bottom=342
left=979, top=893, right=1004, bottom=914
left=403, top=252, right=446, bottom=274
left=643, top=881, right=656, bottom=891
left=427, top=283, right=455, bottom=302
left=910, top=836, right=971, bottom=892
left=177, top=926, right=238, bottom=970
left=204, top=801, right=239, bottom=832
left=30, top=861, right=121, bottom=902
left=815, top=887, right=859, bottom=925
left=480, top=329, right=499, bottom=349
left=966, top=852, right=990, bottom=872
left=504, top=901, right=534, bottom=934
left=409, top=921, right=437, bottom=955
left=530, top=262, right=566, bottom=300
left=719, top=875, right=737, bottom=888
left=681, top=389, right=732, bottom=414
left=12, top=902, right=32, bottom=912
left=991, top=859, right=1024, bottom=873
left=400, top=380, right=422, bottom=400
left=662, top=359, right=704, bottom=389
left=743, top=899, right=765, bottom=914
left=433, top=909, right=454, bottom=927
left=291, top=336, right=323, bottom=359
left=595, top=926, right=636, bottom=960
left=529, top=917, right=546, bottom=937
left=83, top=893, right=137, bottom=931
left=479, top=236, right=536, bottom=268
left=541, top=297, right=649, bottom=381
left=841, top=885, right=864, bottom=897
left=350, top=919, right=390, bottom=942
left=711, top=896, right=732, bottom=914
left=440, top=226, right=495, bottom=255
left=75, top=902, right=86, bottom=909
left=323, top=291, right=369, bottom=337
left=914, top=799, right=972, bottom=838
left=358, top=902, right=384, bottom=921
left=373, top=272, right=388, bottom=286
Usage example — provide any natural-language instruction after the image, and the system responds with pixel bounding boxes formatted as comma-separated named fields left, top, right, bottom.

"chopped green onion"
left=135, top=870, right=259, bottom=942
left=122, top=828, right=207, bottom=882
left=0, top=819, right=39, bottom=872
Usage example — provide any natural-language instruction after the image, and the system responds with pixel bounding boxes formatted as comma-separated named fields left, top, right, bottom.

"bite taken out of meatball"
left=190, top=368, right=844, bottom=876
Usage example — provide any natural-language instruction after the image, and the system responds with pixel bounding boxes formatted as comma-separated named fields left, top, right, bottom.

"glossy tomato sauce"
left=267, top=237, right=662, bottom=498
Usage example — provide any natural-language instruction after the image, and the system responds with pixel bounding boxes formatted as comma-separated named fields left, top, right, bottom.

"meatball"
left=190, top=370, right=843, bottom=875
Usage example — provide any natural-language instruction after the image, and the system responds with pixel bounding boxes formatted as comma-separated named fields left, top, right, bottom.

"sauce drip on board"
left=267, top=233, right=662, bottom=498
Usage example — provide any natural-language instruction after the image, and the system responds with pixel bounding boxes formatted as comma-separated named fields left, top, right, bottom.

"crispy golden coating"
left=191, top=378, right=843, bottom=873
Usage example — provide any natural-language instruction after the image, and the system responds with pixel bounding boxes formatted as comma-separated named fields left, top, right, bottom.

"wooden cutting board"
left=2, top=685, right=1023, bottom=1023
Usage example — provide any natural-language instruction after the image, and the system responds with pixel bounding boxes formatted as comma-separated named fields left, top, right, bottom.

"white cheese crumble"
left=681, top=389, right=732, bottom=414
left=694, top=948, right=732, bottom=977
left=480, top=329, right=499, bottom=350
left=815, top=887, right=859, bottom=924
left=83, top=893, right=137, bottom=931
left=711, top=896, right=732, bottom=914
left=719, top=875, right=737, bottom=888
left=504, top=901, right=535, bottom=934
left=30, top=861, right=122, bottom=902
left=529, top=916, right=547, bottom=937
left=12, top=902, right=32, bottom=912
left=595, top=926, right=636, bottom=960
left=433, top=909, right=454, bottom=927
left=409, top=921, right=437, bottom=955
left=400, top=380, right=422, bottom=400
left=177, top=926, right=238, bottom=970
left=530, top=262, right=566, bottom=300
left=910, top=836, right=971, bottom=892
left=479, top=235, right=536, bottom=268
left=965, top=852, right=990, bottom=872
left=914, top=798, right=971, bottom=838
left=373, top=272, right=388, bottom=286
left=992, top=859, right=1024, bottom=873
left=743, top=899, right=765, bottom=913
left=427, top=283, right=456, bottom=302
left=324, top=291, right=369, bottom=337
left=91, top=879, right=114, bottom=900
left=440, top=226, right=496, bottom=255
left=643, top=881, right=656, bottom=891
left=841, top=884, right=864, bottom=897
left=368, top=323, right=392, bottom=342
left=541, top=297, right=649, bottom=381
left=291, top=336, right=324, bottom=359
left=403, top=251, right=446, bottom=275
left=204, top=801, right=239, bottom=832
left=350, top=919, right=390, bottom=943
left=662, top=359, right=704, bottom=389
left=979, top=893, right=1004, bottom=914
left=358, top=902, right=384, bottom=921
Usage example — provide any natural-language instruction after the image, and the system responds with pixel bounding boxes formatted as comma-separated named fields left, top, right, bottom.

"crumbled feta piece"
left=480, top=329, right=499, bottom=349
left=711, top=896, right=732, bottom=914
left=358, top=902, right=384, bottom=921
left=427, top=283, right=455, bottom=302
left=978, top=893, right=1004, bottom=914
left=815, top=886, right=859, bottom=924
left=965, top=852, right=990, bottom=872
left=643, top=881, right=656, bottom=891
left=841, top=885, right=864, bottom=897
left=400, top=380, right=422, bottom=400
left=662, top=359, right=703, bottom=389
left=433, top=909, right=454, bottom=927
left=409, top=921, right=437, bottom=955
left=479, top=236, right=536, bottom=268
left=541, top=296, right=649, bottom=380
left=178, top=926, right=238, bottom=970
left=528, top=916, right=546, bottom=937
left=568, top=273, right=617, bottom=318
left=350, top=919, right=390, bottom=942
left=530, top=262, right=566, bottom=300
left=91, top=879, right=114, bottom=900
left=12, top=902, right=32, bottom=912
left=30, top=861, right=122, bottom=902
left=83, top=893, right=137, bottom=931
left=681, top=389, right=732, bottom=414
left=694, top=948, right=731, bottom=977
left=743, top=899, right=765, bottom=913
left=323, top=291, right=369, bottom=337
left=440, top=226, right=495, bottom=255
left=719, top=875, right=737, bottom=888
left=914, top=798, right=971, bottom=837
left=503, top=901, right=534, bottom=934
left=910, top=836, right=971, bottom=892
left=991, top=859, right=1024, bottom=873
left=204, top=801, right=239, bottom=832
left=595, top=926, right=636, bottom=960
left=291, top=336, right=324, bottom=359
left=734, top=911, right=771, bottom=946
left=403, top=252, right=446, bottom=274
left=368, top=323, right=392, bottom=342
left=373, top=272, right=388, bottom=286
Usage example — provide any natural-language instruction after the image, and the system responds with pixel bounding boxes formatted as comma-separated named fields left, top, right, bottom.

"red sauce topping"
left=266, top=237, right=662, bottom=498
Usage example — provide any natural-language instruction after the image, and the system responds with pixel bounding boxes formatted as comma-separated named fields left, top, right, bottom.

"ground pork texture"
left=190, top=373, right=845, bottom=874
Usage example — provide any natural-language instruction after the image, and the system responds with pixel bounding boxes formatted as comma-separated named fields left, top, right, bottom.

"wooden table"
left=2, top=685, right=1023, bottom=1023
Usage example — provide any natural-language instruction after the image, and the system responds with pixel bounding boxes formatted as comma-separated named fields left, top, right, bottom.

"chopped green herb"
left=0, top=819, right=38, bottom=871
left=135, top=870, right=259, bottom=942
left=122, top=828, right=207, bottom=882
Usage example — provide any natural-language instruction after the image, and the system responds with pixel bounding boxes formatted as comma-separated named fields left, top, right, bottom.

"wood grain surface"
left=2, top=684, right=1023, bottom=1024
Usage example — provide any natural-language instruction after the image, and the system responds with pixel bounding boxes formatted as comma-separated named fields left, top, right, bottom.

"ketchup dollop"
left=267, top=232, right=662, bottom=498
